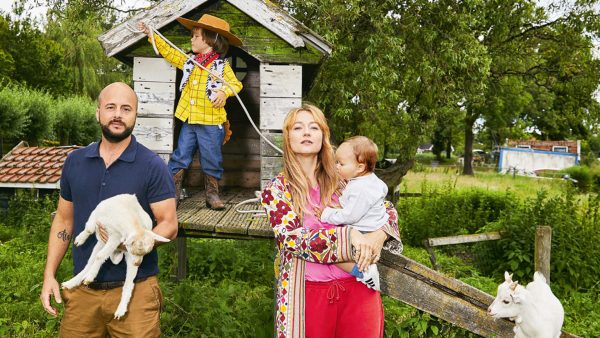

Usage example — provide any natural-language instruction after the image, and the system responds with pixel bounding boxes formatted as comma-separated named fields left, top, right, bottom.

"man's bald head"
left=96, top=82, right=139, bottom=144
left=97, top=82, right=138, bottom=112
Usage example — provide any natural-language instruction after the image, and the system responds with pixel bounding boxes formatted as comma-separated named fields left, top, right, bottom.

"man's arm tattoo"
left=57, top=229, right=71, bottom=242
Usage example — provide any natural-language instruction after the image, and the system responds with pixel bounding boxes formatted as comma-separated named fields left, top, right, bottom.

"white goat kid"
left=488, top=271, right=564, bottom=338
left=61, top=194, right=170, bottom=319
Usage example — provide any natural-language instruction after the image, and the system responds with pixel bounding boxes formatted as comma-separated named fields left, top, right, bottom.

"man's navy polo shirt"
left=60, top=135, right=176, bottom=282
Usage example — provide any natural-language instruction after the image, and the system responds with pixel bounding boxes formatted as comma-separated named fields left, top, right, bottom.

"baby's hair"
left=194, top=27, right=230, bottom=55
left=343, top=136, right=378, bottom=173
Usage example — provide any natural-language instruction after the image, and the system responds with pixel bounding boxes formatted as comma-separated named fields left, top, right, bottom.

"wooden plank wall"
left=259, top=64, right=302, bottom=189
left=132, top=57, right=176, bottom=163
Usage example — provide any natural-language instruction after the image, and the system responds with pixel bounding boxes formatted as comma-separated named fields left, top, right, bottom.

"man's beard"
left=100, top=120, right=134, bottom=143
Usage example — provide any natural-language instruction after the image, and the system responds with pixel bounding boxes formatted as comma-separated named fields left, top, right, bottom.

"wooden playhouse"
left=98, top=0, right=332, bottom=238
left=99, top=0, right=331, bottom=189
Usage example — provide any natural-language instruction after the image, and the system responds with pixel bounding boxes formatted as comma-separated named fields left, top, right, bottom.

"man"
left=40, top=82, right=178, bottom=337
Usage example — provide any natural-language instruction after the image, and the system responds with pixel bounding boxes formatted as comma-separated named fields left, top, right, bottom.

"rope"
left=126, top=22, right=277, bottom=216
left=232, top=191, right=265, bottom=217
left=126, top=22, right=284, bottom=154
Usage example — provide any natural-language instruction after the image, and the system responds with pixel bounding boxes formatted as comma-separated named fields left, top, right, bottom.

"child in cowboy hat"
left=138, top=14, right=243, bottom=210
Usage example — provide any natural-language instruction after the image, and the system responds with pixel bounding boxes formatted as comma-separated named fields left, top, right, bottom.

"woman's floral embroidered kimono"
left=261, top=174, right=402, bottom=338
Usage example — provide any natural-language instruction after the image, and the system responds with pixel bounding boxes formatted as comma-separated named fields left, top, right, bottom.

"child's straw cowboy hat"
left=176, top=14, right=242, bottom=47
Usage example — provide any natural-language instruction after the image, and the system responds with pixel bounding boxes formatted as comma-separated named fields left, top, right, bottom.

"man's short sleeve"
left=60, top=154, right=73, bottom=201
left=146, top=155, right=176, bottom=203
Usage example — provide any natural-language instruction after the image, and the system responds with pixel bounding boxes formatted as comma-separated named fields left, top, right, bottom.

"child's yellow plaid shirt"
left=152, top=34, right=243, bottom=125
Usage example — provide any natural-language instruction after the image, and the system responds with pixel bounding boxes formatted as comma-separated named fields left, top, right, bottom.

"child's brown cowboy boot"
left=205, top=175, right=225, bottom=210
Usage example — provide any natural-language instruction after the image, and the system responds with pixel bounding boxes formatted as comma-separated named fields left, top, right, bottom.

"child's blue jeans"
left=168, top=122, right=224, bottom=179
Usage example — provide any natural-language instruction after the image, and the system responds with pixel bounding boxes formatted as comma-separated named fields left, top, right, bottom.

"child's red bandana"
left=194, top=51, right=220, bottom=68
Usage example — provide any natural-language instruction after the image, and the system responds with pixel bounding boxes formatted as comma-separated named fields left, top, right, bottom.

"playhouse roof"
left=98, top=0, right=332, bottom=61
left=0, top=142, right=80, bottom=189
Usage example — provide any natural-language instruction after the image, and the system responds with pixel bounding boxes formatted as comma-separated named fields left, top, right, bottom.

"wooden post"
left=535, top=226, right=552, bottom=284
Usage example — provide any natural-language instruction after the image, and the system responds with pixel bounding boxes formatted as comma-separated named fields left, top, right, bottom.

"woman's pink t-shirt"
left=304, top=186, right=353, bottom=282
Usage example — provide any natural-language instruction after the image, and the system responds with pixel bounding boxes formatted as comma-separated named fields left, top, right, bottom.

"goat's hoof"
left=61, top=281, right=77, bottom=289
left=114, top=308, right=127, bottom=320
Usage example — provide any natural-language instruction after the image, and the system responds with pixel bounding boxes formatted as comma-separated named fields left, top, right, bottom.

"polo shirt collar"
left=84, top=135, right=138, bottom=163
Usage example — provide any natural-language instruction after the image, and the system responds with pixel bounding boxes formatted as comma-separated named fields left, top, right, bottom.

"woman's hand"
left=364, top=229, right=389, bottom=264
left=350, top=228, right=375, bottom=272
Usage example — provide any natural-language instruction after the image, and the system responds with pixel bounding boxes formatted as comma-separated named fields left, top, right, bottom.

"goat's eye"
left=502, top=300, right=510, bottom=304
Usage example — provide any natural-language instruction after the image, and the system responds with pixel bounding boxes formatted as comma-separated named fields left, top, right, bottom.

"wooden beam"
left=379, top=250, right=514, bottom=337
left=427, top=232, right=502, bottom=247
left=379, top=250, right=582, bottom=338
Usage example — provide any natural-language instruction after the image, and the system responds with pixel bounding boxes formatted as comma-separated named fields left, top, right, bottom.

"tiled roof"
left=0, top=145, right=81, bottom=187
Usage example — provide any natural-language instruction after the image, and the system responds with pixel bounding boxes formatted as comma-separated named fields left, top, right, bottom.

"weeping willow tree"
left=43, top=1, right=131, bottom=99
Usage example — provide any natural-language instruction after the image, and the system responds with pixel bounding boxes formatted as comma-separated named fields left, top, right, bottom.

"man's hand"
left=40, top=276, right=62, bottom=317
left=97, top=224, right=126, bottom=251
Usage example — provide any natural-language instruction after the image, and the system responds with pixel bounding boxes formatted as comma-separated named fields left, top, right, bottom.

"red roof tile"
left=0, top=145, right=82, bottom=187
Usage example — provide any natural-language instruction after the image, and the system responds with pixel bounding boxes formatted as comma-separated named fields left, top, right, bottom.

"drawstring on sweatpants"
left=327, top=281, right=346, bottom=303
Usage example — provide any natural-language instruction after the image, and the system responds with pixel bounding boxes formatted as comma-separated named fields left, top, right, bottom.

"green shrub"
left=0, top=84, right=29, bottom=142
left=563, top=166, right=592, bottom=192
left=590, top=168, right=600, bottom=193
left=52, top=96, right=99, bottom=146
left=474, top=190, right=600, bottom=295
left=20, top=87, right=54, bottom=145
left=397, top=185, right=514, bottom=246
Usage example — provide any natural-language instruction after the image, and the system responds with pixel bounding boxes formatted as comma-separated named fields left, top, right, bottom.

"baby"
left=320, top=136, right=389, bottom=291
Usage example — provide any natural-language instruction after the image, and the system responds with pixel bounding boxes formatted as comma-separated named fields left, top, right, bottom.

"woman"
left=260, top=104, right=402, bottom=338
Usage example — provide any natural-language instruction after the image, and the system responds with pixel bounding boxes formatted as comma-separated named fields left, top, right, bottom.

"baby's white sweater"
left=320, top=173, right=389, bottom=232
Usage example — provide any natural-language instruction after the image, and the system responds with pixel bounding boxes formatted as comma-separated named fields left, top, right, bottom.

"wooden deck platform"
left=177, top=187, right=272, bottom=239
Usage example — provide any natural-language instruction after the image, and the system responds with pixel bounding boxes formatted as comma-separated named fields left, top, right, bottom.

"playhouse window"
left=516, top=145, right=531, bottom=149
left=552, top=146, right=568, bottom=152
left=229, top=56, right=247, bottom=81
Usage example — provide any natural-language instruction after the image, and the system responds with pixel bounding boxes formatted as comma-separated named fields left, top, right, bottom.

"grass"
left=400, top=166, right=570, bottom=198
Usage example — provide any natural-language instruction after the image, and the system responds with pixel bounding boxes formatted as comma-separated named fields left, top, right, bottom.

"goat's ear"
left=509, top=281, right=518, bottom=291
left=149, top=230, right=170, bottom=243
left=504, top=271, right=513, bottom=282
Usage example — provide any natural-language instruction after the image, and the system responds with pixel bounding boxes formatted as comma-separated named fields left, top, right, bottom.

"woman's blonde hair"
left=282, top=104, right=339, bottom=219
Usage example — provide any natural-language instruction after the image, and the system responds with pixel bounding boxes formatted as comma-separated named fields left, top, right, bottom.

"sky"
left=0, top=0, right=151, bottom=23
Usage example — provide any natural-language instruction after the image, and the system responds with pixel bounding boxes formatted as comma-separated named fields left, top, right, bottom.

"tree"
left=2, top=15, right=70, bottom=95
left=461, top=0, right=600, bottom=175
left=43, top=0, right=130, bottom=99
left=277, top=0, right=490, bottom=195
